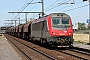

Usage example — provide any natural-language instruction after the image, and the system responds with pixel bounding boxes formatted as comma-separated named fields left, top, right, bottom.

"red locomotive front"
left=46, top=13, right=74, bottom=46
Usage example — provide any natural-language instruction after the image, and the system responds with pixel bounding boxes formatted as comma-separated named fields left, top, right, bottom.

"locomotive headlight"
left=56, top=34, right=57, bottom=35
left=69, top=33, right=72, bottom=35
left=53, top=32, right=56, bottom=35
left=52, top=32, right=57, bottom=35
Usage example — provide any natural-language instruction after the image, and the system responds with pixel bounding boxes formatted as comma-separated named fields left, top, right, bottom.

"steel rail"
left=5, top=34, right=57, bottom=60
left=5, top=34, right=32, bottom=60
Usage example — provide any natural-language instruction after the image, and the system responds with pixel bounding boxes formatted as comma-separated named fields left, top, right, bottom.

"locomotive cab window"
left=62, top=17, right=70, bottom=24
left=52, top=17, right=60, bottom=25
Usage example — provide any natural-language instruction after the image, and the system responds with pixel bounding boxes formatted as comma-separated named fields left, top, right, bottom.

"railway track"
left=69, top=47, right=90, bottom=56
left=4, top=34, right=56, bottom=60
left=56, top=47, right=90, bottom=60
left=4, top=34, right=90, bottom=60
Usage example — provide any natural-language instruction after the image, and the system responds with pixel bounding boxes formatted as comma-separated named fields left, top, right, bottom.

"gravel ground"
left=73, top=42, right=90, bottom=50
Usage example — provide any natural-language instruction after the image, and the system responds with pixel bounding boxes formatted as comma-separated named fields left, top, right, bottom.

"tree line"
left=77, top=22, right=90, bottom=30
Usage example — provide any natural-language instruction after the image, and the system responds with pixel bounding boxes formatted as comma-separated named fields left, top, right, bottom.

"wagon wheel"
left=23, top=33, right=25, bottom=39
left=29, top=34, right=33, bottom=41
left=40, top=38, right=43, bottom=44
left=69, top=45, right=74, bottom=48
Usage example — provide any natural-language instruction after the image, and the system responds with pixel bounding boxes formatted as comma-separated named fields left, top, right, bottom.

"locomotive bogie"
left=47, top=36, right=73, bottom=46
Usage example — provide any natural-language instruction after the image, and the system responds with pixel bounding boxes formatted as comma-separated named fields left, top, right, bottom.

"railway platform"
left=0, top=34, right=22, bottom=60
left=73, top=42, right=90, bottom=50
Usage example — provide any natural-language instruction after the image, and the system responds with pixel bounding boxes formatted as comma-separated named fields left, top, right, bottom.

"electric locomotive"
left=31, top=13, right=74, bottom=46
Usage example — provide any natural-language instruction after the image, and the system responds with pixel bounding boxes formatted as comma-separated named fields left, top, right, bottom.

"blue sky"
left=0, top=0, right=89, bottom=26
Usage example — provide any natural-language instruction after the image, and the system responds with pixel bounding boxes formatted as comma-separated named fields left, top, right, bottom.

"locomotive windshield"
left=52, top=17, right=60, bottom=25
left=62, top=17, right=69, bottom=24
left=52, top=17, right=70, bottom=30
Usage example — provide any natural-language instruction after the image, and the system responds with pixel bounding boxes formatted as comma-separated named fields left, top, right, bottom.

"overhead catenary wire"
left=62, top=4, right=89, bottom=12
left=12, top=0, right=74, bottom=20
left=23, top=0, right=59, bottom=18
left=11, top=0, right=88, bottom=22
left=45, top=0, right=72, bottom=12
left=12, top=0, right=33, bottom=20
left=21, top=0, right=33, bottom=12
left=28, top=0, right=77, bottom=19
left=31, top=0, right=70, bottom=18
left=45, top=0, right=67, bottom=11
left=45, top=0, right=59, bottom=10
left=45, top=1, right=89, bottom=14
left=11, top=0, right=29, bottom=19
left=33, top=0, right=72, bottom=18
left=14, top=0, right=29, bottom=11
left=47, top=1, right=84, bottom=13
left=20, top=0, right=29, bottom=11
left=59, top=1, right=83, bottom=11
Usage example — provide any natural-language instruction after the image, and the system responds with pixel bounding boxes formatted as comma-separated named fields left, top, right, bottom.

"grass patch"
left=74, top=40, right=88, bottom=45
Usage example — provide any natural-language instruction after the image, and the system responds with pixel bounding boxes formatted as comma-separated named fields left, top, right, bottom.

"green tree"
left=87, top=23, right=90, bottom=30
left=78, top=22, right=86, bottom=30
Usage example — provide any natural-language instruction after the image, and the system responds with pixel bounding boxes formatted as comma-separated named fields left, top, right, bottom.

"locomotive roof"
left=49, top=13, right=70, bottom=17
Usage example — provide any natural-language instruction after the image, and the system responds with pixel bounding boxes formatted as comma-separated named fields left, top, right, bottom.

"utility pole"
left=18, top=17, right=20, bottom=25
left=25, top=13, right=28, bottom=23
left=15, top=20, right=16, bottom=27
left=42, top=0, right=44, bottom=16
left=18, top=14, right=20, bottom=25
